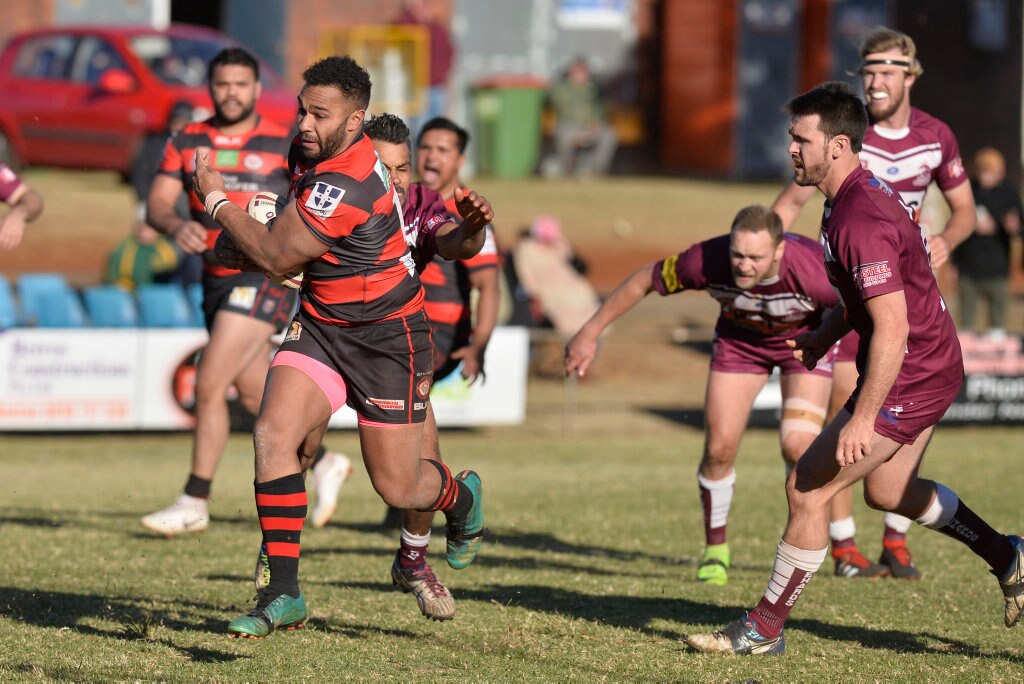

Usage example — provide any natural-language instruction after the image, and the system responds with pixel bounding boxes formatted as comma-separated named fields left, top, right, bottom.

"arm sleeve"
left=652, top=242, right=706, bottom=296
left=935, top=123, right=968, bottom=192
left=461, top=226, right=499, bottom=271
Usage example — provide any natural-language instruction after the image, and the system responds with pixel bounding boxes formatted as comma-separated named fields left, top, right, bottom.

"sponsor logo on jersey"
left=414, top=401, right=427, bottom=410
left=228, top=286, right=257, bottom=308
left=261, top=298, right=276, bottom=315
left=244, top=153, right=264, bottom=170
left=947, top=156, right=965, bottom=178
left=887, top=166, right=899, bottom=175
left=214, top=150, right=239, bottom=167
left=284, top=320, right=302, bottom=342
left=213, top=135, right=243, bottom=147
left=366, top=397, right=405, bottom=411
left=417, top=376, right=432, bottom=398
left=867, top=176, right=895, bottom=198
left=853, top=261, right=892, bottom=290
left=305, top=182, right=345, bottom=218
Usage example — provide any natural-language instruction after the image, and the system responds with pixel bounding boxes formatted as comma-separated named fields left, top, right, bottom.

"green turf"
left=1, top=427, right=1022, bottom=680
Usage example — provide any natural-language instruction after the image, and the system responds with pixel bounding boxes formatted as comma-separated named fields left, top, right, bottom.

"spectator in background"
left=398, top=0, right=454, bottom=136
left=953, top=147, right=1022, bottom=337
left=0, top=162, right=44, bottom=251
left=105, top=205, right=179, bottom=291
left=548, top=57, right=618, bottom=177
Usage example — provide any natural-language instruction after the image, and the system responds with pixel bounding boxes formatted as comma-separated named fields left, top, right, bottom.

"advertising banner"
left=0, top=326, right=529, bottom=431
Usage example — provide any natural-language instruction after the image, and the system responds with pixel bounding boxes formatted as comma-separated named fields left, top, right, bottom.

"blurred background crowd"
left=0, top=0, right=1022, bottom=339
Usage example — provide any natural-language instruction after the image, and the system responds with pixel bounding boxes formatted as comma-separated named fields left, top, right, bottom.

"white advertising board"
left=0, top=326, right=529, bottom=431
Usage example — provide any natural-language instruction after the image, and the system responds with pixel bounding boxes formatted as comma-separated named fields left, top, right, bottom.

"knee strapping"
left=915, top=482, right=959, bottom=529
left=780, top=398, right=826, bottom=440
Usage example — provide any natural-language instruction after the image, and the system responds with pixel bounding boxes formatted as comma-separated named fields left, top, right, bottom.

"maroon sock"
left=399, top=539, right=428, bottom=570
left=699, top=484, right=726, bottom=546
left=883, top=527, right=907, bottom=546
left=831, top=537, right=856, bottom=556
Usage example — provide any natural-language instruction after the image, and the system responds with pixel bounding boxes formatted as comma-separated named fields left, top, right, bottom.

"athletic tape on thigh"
left=915, top=482, right=959, bottom=529
left=271, top=351, right=347, bottom=412
left=780, top=397, right=827, bottom=439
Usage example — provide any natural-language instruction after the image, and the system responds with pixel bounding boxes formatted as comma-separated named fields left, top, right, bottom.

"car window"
left=12, top=35, right=77, bottom=80
left=128, top=35, right=284, bottom=89
left=71, top=37, right=130, bottom=84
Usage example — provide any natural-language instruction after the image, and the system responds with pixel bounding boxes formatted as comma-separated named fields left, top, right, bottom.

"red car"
left=0, top=24, right=297, bottom=174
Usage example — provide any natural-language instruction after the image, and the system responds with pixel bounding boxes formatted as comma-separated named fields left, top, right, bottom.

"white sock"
left=829, top=516, right=856, bottom=543
left=763, top=540, right=827, bottom=605
left=884, top=512, right=914, bottom=533
left=697, top=470, right=736, bottom=533
left=400, top=527, right=431, bottom=549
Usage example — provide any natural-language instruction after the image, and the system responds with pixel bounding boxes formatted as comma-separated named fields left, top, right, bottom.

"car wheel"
left=0, top=128, right=22, bottom=171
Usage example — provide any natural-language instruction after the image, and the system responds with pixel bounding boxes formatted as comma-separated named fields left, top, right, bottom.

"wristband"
left=204, top=190, right=228, bottom=216
left=210, top=198, right=231, bottom=222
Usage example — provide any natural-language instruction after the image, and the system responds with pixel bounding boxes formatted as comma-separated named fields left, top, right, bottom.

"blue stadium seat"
left=136, top=284, right=196, bottom=327
left=0, top=276, right=17, bottom=329
left=17, top=273, right=75, bottom=326
left=83, top=285, right=139, bottom=327
left=35, top=289, right=87, bottom=328
left=186, top=282, right=205, bottom=328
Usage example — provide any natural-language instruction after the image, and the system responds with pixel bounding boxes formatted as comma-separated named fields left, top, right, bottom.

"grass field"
left=1, top=426, right=1023, bottom=680
left=2, top=171, right=1024, bottom=679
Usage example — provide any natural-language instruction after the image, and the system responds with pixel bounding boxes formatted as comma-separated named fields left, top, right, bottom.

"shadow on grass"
left=449, top=584, right=1024, bottom=661
left=0, top=587, right=246, bottom=663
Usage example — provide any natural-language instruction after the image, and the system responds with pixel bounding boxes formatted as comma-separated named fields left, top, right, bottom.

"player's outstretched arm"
left=929, top=182, right=976, bottom=268
left=771, top=180, right=818, bottom=232
left=449, top=266, right=500, bottom=385
left=192, top=148, right=323, bottom=276
left=564, top=262, right=656, bottom=377
left=436, top=187, right=493, bottom=260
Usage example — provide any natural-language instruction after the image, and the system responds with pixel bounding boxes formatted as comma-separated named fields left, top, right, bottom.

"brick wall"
left=0, top=0, right=55, bottom=47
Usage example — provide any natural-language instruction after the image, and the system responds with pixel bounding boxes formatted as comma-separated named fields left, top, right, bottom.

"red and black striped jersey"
left=419, top=191, right=498, bottom=327
left=288, top=133, right=423, bottom=326
left=157, top=116, right=292, bottom=277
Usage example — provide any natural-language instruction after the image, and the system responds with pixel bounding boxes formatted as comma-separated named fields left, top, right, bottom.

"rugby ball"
left=246, top=192, right=304, bottom=289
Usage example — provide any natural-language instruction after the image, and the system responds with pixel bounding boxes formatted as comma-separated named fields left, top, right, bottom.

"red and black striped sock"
left=255, top=473, right=306, bottom=598
left=420, top=459, right=472, bottom=518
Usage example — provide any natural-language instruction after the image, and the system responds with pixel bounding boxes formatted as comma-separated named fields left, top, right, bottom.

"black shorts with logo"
left=201, top=271, right=297, bottom=333
left=279, top=307, right=434, bottom=425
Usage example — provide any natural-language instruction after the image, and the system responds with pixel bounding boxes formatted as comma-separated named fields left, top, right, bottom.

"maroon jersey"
left=652, top=233, right=838, bottom=343
left=288, top=133, right=423, bottom=326
left=820, top=166, right=963, bottom=400
left=0, top=163, right=23, bottom=202
left=158, top=116, right=293, bottom=277
left=860, top=107, right=967, bottom=219
left=401, top=183, right=455, bottom=271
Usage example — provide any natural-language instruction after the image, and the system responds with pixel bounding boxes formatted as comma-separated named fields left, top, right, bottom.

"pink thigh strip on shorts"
left=358, top=417, right=404, bottom=428
left=271, top=351, right=347, bottom=413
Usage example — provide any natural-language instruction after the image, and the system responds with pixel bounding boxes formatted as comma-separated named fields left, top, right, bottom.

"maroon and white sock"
left=748, top=541, right=827, bottom=638
left=829, top=516, right=857, bottom=556
left=697, top=470, right=735, bottom=546
left=883, top=511, right=912, bottom=546
left=399, top=528, right=430, bottom=570
left=916, top=481, right=1014, bottom=573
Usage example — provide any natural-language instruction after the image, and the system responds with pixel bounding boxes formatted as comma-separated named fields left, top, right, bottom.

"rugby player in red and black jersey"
left=142, top=48, right=351, bottom=538
left=415, top=117, right=501, bottom=386
left=194, top=56, right=486, bottom=639
left=688, top=82, right=1023, bottom=656
left=364, top=112, right=494, bottom=621
left=772, top=28, right=976, bottom=580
